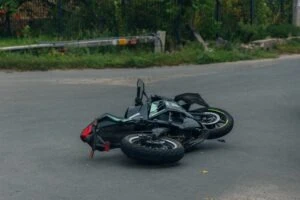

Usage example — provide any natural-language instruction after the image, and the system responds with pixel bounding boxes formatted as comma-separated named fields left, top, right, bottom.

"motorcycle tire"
left=121, top=134, right=185, bottom=164
left=191, top=107, right=234, bottom=140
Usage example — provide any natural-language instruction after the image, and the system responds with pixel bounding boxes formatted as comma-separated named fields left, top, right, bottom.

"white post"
left=154, top=31, right=166, bottom=53
left=293, top=0, right=300, bottom=26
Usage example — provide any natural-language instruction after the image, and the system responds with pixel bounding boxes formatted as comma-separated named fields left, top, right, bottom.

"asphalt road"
left=0, top=56, right=300, bottom=200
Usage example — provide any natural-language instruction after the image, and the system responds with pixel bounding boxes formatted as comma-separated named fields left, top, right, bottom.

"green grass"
left=0, top=48, right=197, bottom=71
left=275, top=39, right=300, bottom=54
left=0, top=36, right=59, bottom=48
left=197, top=49, right=277, bottom=64
left=0, top=40, right=299, bottom=71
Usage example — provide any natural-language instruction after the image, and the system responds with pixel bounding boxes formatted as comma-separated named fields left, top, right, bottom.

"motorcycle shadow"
left=119, top=142, right=231, bottom=169
left=120, top=158, right=184, bottom=169
left=185, top=141, right=231, bottom=155
left=79, top=150, right=184, bottom=169
left=79, top=142, right=230, bottom=169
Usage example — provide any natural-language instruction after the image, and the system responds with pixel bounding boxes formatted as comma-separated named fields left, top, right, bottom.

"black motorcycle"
left=80, top=79, right=234, bottom=164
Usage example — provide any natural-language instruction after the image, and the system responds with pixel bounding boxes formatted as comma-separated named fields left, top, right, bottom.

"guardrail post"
left=154, top=31, right=166, bottom=53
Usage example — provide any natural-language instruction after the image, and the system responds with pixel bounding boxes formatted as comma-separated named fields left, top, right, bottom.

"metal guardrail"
left=0, top=31, right=166, bottom=53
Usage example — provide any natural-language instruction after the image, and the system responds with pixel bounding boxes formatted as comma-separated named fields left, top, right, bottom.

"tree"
left=0, top=0, right=19, bottom=35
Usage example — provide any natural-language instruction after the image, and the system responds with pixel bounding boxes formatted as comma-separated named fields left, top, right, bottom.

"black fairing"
left=97, top=115, right=136, bottom=144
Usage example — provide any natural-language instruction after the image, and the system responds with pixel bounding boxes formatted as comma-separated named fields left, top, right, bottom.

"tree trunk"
left=5, top=12, right=12, bottom=36
left=187, top=24, right=208, bottom=51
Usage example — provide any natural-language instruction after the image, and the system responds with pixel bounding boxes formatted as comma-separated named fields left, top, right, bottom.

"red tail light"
left=80, top=124, right=93, bottom=141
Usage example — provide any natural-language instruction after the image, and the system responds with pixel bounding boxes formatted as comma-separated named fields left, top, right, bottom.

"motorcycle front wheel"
left=191, top=107, right=234, bottom=139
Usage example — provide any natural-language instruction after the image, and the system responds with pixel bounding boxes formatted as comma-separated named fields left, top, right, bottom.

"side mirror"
left=137, top=79, right=145, bottom=99
left=135, top=79, right=146, bottom=106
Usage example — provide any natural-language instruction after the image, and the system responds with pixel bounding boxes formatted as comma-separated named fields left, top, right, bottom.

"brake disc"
left=200, top=112, right=221, bottom=125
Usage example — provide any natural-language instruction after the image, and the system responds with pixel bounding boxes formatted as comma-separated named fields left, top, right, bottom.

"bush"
left=228, top=23, right=300, bottom=43
left=236, top=23, right=268, bottom=43
left=266, top=24, right=300, bottom=38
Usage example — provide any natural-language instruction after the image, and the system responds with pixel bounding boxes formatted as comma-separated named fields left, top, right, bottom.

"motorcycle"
left=80, top=79, right=234, bottom=164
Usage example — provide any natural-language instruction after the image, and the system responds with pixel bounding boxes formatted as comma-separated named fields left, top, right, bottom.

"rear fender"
left=174, top=93, right=209, bottom=110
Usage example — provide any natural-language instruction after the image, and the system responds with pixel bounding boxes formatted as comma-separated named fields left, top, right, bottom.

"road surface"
left=0, top=56, right=300, bottom=200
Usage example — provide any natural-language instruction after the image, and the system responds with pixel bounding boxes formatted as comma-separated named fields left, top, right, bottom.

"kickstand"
left=89, top=150, right=95, bottom=159
left=217, top=139, right=226, bottom=143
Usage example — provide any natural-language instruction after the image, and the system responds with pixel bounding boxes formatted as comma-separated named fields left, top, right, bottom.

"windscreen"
left=149, top=101, right=165, bottom=118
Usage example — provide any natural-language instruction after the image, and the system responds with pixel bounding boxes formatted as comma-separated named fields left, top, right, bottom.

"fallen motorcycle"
left=80, top=79, right=234, bottom=164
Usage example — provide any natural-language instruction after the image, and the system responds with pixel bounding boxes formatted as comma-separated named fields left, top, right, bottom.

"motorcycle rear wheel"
left=121, top=134, right=184, bottom=164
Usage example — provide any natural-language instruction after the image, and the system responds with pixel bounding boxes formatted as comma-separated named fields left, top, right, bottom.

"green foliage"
left=0, top=0, right=18, bottom=13
left=0, top=41, right=290, bottom=71
left=230, top=23, right=300, bottom=43
left=21, top=25, right=31, bottom=38
left=189, top=0, right=220, bottom=39
left=235, top=23, right=268, bottom=42
left=254, top=0, right=272, bottom=25
left=266, top=24, right=300, bottom=38
left=0, top=0, right=298, bottom=43
left=275, top=39, right=300, bottom=54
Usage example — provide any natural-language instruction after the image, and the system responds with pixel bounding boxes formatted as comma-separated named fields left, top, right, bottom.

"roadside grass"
left=0, top=40, right=299, bottom=71
left=275, top=39, right=300, bottom=54
left=0, top=36, right=58, bottom=47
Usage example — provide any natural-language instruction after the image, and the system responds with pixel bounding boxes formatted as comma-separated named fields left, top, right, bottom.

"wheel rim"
left=193, top=109, right=228, bottom=129
left=129, top=136, right=178, bottom=150
left=198, top=112, right=221, bottom=125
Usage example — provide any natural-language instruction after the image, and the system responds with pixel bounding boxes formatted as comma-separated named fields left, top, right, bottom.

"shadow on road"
left=186, top=141, right=233, bottom=155
left=74, top=141, right=234, bottom=170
